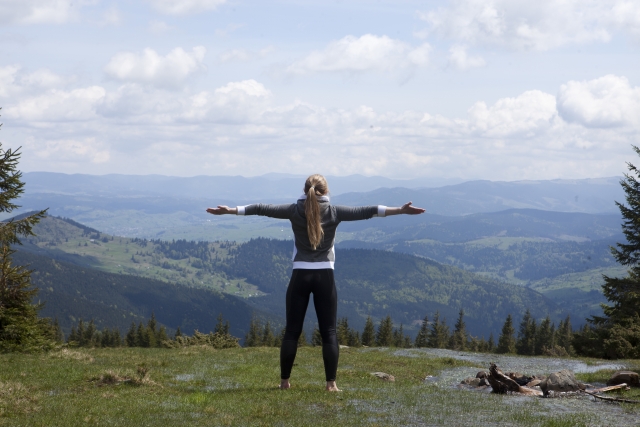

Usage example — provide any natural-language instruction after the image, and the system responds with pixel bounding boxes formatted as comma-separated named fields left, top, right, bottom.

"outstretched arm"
left=206, top=206, right=237, bottom=215
left=383, top=201, right=425, bottom=216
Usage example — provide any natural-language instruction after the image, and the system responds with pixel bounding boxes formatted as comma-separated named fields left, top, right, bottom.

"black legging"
left=280, top=268, right=339, bottom=382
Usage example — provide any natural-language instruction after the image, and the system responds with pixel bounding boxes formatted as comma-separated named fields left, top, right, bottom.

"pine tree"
left=337, top=317, right=350, bottom=346
left=375, top=315, right=393, bottom=347
left=361, top=316, right=375, bottom=346
left=427, top=312, right=449, bottom=349
left=77, top=320, right=86, bottom=346
left=51, top=318, right=64, bottom=343
left=174, top=326, right=182, bottom=339
left=487, top=332, right=495, bottom=353
left=496, top=314, right=516, bottom=354
left=126, top=322, right=137, bottom=347
left=311, top=326, right=323, bottom=347
left=298, top=330, right=308, bottom=346
left=156, top=326, right=168, bottom=345
left=244, top=317, right=261, bottom=347
left=0, top=129, right=49, bottom=352
left=84, top=319, right=97, bottom=347
left=414, top=315, right=429, bottom=348
left=261, top=321, right=275, bottom=347
left=535, top=316, right=554, bottom=355
left=556, top=316, right=574, bottom=355
left=516, top=309, right=537, bottom=355
left=450, top=309, right=467, bottom=351
left=147, top=313, right=157, bottom=335
left=584, top=146, right=640, bottom=358
left=392, top=324, right=405, bottom=347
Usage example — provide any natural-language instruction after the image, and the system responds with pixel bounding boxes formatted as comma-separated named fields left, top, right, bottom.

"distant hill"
left=223, top=238, right=569, bottom=337
left=17, top=249, right=277, bottom=338
left=332, top=177, right=623, bottom=215
left=18, top=216, right=571, bottom=338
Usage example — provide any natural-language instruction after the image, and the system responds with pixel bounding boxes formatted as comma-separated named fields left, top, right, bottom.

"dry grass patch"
left=89, top=366, right=159, bottom=387
left=49, top=348, right=95, bottom=363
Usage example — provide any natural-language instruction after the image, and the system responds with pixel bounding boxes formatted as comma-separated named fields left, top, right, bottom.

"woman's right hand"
left=206, top=206, right=237, bottom=215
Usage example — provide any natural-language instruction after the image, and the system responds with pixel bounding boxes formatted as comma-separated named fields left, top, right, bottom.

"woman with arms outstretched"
left=206, top=174, right=425, bottom=391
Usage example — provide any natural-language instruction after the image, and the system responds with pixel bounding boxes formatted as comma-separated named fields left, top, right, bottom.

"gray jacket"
left=238, top=195, right=386, bottom=269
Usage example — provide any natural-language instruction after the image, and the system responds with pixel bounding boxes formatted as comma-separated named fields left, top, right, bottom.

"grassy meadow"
left=2, top=346, right=639, bottom=427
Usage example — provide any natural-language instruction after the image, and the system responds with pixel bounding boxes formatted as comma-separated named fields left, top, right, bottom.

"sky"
left=0, top=0, right=639, bottom=182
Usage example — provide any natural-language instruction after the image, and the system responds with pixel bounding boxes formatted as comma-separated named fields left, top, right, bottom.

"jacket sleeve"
left=237, top=203, right=296, bottom=220
left=334, top=205, right=387, bottom=222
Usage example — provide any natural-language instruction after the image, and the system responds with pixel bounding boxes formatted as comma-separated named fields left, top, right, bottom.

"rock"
left=371, top=372, right=395, bottom=382
left=339, top=345, right=349, bottom=349
left=461, top=377, right=482, bottom=387
left=607, top=371, right=639, bottom=387
left=479, top=378, right=490, bottom=386
left=539, top=370, right=585, bottom=397
left=476, top=371, right=488, bottom=379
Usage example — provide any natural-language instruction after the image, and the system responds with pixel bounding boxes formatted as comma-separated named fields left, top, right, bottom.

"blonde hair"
left=304, top=174, right=329, bottom=250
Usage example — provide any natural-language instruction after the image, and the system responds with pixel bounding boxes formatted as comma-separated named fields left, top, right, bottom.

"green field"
left=2, top=347, right=639, bottom=427
left=25, top=216, right=263, bottom=298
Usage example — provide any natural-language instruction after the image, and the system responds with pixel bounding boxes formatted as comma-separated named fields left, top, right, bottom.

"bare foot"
left=325, top=381, right=341, bottom=392
left=279, top=379, right=291, bottom=390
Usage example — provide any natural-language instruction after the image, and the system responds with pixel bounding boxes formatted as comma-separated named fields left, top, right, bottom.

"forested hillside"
left=222, top=238, right=565, bottom=337
left=16, top=250, right=274, bottom=338
left=19, top=216, right=570, bottom=339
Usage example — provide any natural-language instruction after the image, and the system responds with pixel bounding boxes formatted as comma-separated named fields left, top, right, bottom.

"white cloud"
left=557, top=75, right=640, bottom=128
left=286, top=34, right=431, bottom=75
left=146, top=0, right=227, bottom=15
left=104, top=47, right=206, bottom=89
left=7, top=86, right=106, bottom=122
left=4, top=69, right=639, bottom=180
left=0, top=0, right=87, bottom=24
left=447, top=45, right=486, bottom=70
left=34, top=138, right=110, bottom=164
left=467, top=90, right=557, bottom=137
left=419, top=0, right=639, bottom=51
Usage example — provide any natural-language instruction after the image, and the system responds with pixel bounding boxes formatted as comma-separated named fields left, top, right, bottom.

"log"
left=586, top=383, right=630, bottom=393
left=581, top=389, right=640, bottom=404
left=488, top=363, right=543, bottom=396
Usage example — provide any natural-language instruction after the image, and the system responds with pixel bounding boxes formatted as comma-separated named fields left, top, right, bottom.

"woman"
left=206, top=174, right=424, bottom=391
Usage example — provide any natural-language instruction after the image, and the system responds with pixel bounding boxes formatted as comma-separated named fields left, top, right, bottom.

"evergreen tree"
left=156, top=326, right=168, bottom=345
left=261, top=321, right=275, bottom=347
left=487, top=332, right=495, bottom=353
left=0, top=127, right=50, bottom=352
left=516, top=309, right=537, bottom=355
left=392, top=324, right=405, bottom=347
left=298, top=330, right=308, bottom=346
left=585, top=146, right=640, bottom=358
left=84, top=319, right=97, bottom=347
left=375, top=315, right=393, bottom=347
left=311, top=326, right=323, bottom=347
left=51, top=318, right=64, bottom=343
left=137, top=322, right=150, bottom=348
left=556, top=316, right=574, bottom=355
left=174, top=326, right=182, bottom=339
left=414, top=315, right=429, bottom=348
left=535, top=316, right=554, bottom=355
left=147, top=312, right=157, bottom=335
left=244, top=317, right=261, bottom=347
left=77, top=320, right=86, bottom=346
left=126, top=322, right=137, bottom=347
left=361, top=316, right=375, bottom=346
left=427, top=312, right=449, bottom=349
left=337, top=318, right=350, bottom=346
left=496, top=314, right=516, bottom=354
left=113, top=328, right=122, bottom=347
left=68, top=326, right=78, bottom=344
left=450, top=309, right=468, bottom=351
left=348, top=329, right=361, bottom=347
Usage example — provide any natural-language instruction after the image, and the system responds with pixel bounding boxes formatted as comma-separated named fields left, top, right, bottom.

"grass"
left=1, top=347, right=637, bottom=427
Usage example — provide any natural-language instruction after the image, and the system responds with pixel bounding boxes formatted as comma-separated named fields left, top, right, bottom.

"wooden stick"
left=586, top=383, right=629, bottom=393
left=582, top=389, right=640, bottom=404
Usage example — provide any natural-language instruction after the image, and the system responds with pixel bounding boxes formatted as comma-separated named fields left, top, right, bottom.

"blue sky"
left=0, top=0, right=639, bottom=181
